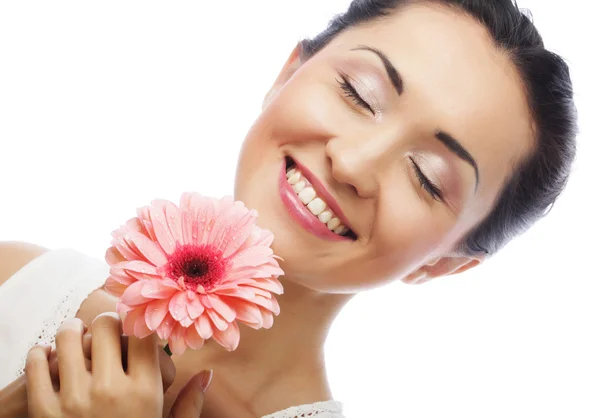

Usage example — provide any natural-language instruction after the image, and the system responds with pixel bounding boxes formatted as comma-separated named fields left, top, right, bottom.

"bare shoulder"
left=0, top=241, right=118, bottom=326
left=0, top=241, right=48, bottom=287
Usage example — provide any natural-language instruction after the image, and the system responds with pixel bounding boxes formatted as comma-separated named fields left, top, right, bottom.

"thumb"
left=169, top=370, right=213, bottom=418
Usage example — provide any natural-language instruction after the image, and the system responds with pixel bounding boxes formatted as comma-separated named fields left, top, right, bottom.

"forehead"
left=324, top=3, right=535, bottom=211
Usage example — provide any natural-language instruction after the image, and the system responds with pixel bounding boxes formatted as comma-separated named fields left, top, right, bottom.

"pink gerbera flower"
left=104, top=193, right=284, bottom=355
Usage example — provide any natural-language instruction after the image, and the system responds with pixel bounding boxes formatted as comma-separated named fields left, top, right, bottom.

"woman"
left=0, top=0, right=576, bottom=416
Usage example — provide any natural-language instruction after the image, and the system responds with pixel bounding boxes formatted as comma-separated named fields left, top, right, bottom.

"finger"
left=25, top=345, right=59, bottom=415
left=81, top=333, right=176, bottom=392
left=109, top=335, right=175, bottom=391
left=158, top=347, right=177, bottom=392
left=83, top=332, right=125, bottom=368
left=90, top=312, right=125, bottom=380
left=168, top=370, right=213, bottom=418
left=82, top=332, right=92, bottom=358
left=48, top=349, right=60, bottom=390
left=83, top=328, right=174, bottom=390
left=49, top=349, right=92, bottom=389
left=55, top=318, right=89, bottom=393
left=127, top=333, right=160, bottom=382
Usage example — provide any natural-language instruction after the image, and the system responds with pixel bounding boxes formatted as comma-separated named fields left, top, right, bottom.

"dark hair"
left=300, top=0, right=577, bottom=255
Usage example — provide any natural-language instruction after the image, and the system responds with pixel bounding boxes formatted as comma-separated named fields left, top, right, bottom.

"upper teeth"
left=286, top=167, right=350, bottom=236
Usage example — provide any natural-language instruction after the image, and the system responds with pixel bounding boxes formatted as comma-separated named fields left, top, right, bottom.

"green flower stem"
left=163, top=343, right=173, bottom=357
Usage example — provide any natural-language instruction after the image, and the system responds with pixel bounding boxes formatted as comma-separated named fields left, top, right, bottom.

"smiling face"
left=235, top=3, right=534, bottom=293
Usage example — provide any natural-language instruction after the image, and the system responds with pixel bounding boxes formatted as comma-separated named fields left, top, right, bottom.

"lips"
left=279, top=156, right=356, bottom=241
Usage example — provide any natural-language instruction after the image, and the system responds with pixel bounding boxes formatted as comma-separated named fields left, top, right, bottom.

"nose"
left=325, top=132, right=396, bottom=198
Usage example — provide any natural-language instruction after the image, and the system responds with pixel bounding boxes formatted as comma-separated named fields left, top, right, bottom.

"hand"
left=0, top=316, right=177, bottom=418
left=25, top=314, right=165, bottom=418
left=48, top=331, right=177, bottom=391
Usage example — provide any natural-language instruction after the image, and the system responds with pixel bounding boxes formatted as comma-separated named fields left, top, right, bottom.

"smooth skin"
left=0, top=3, right=535, bottom=417
left=24, top=314, right=211, bottom=418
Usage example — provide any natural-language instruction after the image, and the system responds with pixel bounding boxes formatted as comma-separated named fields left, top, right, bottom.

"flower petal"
left=121, top=281, right=151, bottom=306
left=137, top=206, right=157, bottom=241
left=196, top=197, right=216, bottom=246
left=212, top=322, right=240, bottom=352
left=105, top=246, right=126, bottom=265
left=141, top=280, right=179, bottom=299
left=122, top=260, right=159, bottom=276
left=207, top=294, right=236, bottom=323
left=116, top=301, right=135, bottom=315
left=134, top=310, right=154, bottom=339
left=180, top=209, right=194, bottom=246
left=230, top=246, right=274, bottom=269
left=104, top=278, right=128, bottom=297
left=180, top=193, right=205, bottom=244
left=206, top=309, right=228, bottom=331
left=260, top=309, right=274, bottom=329
left=108, top=267, right=137, bottom=286
left=156, top=315, right=176, bottom=340
left=242, top=287, right=271, bottom=299
left=225, top=298, right=262, bottom=325
left=214, top=286, right=256, bottom=300
left=128, top=231, right=168, bottom=267
left=185, top=292, right=205, bottom=320
left=123, top=307, right=144, bottom=337
left=144, top=298, right=170, bottom=330
left=249, top=277, right=284, bottom=295
left=179, top=316, right=194, bottom=328
left=184, top=326, right=205, bottom=350
left=168, top=325, right=188, bottom=356
left=150, top=200, right=177, bottom=255
left=237, top=319, right=261, bottom=330
left=112, top=237, right=142, bottom=262
left=165, top=201, right=184, bottom=245
left=252, top=295, right=280, bottom=315
left=168, top=291, right=190, bottom=322
left=218, top=208, right=257, bottom=258
left=253, top=227, right=275, bottom=247
left=216, top=267, right=257, bottom=284
left=226, top=216, right=256, bottom=258
left=194, top=314, right=213, bottom=339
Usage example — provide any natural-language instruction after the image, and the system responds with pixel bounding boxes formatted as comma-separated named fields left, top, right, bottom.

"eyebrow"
left=352, top=45, right=403, bottom=95
left=351, top=45, right=478, bottom=190
left=435, top=131, right=480, bottom=189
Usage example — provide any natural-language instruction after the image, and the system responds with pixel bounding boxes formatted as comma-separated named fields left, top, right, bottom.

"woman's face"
left=235, top=3, right=534, bottom=293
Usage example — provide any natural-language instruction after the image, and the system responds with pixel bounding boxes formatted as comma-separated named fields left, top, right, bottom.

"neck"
left=171, top=277, right=351, bottom=413
left=231, top=278, right=350, bottom=371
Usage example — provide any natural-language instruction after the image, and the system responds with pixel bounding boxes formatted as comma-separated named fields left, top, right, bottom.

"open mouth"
left=284, top=157, right=357, bottom=240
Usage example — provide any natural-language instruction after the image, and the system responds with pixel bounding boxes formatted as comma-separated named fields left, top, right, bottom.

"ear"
left=262, top=43, right=303, bottom=109
left=402, top=255, right=484, bottom=285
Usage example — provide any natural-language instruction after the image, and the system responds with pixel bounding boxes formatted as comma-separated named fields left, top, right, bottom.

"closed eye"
left=410, top=157, right=444, bottom=202
left=337, top=74, right=375, bottom=115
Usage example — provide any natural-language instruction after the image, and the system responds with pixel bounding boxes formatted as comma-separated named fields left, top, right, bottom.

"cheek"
left=375, top=186, right=456, bottom=271
left=264, top=73, right=348, bottom=145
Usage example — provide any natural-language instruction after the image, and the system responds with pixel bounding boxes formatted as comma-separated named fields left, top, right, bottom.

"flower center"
left=165, top=244, right=226, bottom=291
left=183, top=259, right=208, bottom=278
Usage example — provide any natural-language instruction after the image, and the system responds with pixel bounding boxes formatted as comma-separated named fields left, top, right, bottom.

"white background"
left=1, top=1, right=598, bottom=416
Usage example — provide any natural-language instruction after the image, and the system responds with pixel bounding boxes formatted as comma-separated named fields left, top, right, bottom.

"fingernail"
left=95, top=312, right=121, bottom=320
left=197, top=370, right=213, bottom=393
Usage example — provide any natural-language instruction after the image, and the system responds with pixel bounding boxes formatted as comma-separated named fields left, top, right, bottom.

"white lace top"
left=0, top=249, right=344, bottom=417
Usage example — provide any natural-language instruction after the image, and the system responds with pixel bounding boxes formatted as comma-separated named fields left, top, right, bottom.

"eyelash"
left=410, top=158, right=444, bottom=202
left=337, top=75, right=375, bottom=115
left=336, top=75, right=442, bottom=202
